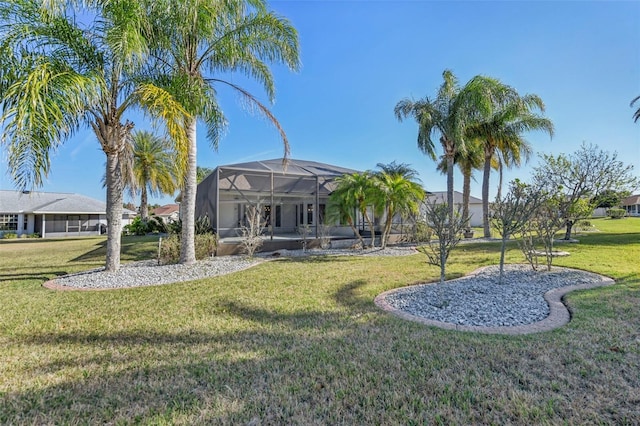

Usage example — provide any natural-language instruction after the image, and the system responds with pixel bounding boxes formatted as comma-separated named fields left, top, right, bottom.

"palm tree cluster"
left=0, top=0, right=299, bottom=270
left=395, top=70, right=554, bottom=237
left=328, top=162, right=424, bottom=249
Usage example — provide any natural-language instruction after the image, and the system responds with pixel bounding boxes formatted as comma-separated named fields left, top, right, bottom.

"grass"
left=1, top=218, right=638, bottom=424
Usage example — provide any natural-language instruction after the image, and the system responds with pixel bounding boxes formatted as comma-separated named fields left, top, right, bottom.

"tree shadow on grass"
left=0, top=271, right=69, bottom=283
left=1, top=306, right=364, bottom=424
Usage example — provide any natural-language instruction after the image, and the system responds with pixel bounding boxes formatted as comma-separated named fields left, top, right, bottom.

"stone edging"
left=374, top=266, right=615, bottom=335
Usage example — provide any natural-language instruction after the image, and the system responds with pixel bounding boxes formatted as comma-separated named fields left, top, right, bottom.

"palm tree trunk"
left=482, top=153, right=492, bottom=238
left=140, top=186, right=149, bottom=220
left=105, top=151, right=124, bottom=272
left=462, top=167, right=471, bottom=228
left=348, top=218, right=365, bottom=248
left=446, top=156, right=454, bottom=223
left=497, top=161, right=504, bottom=200
left=363, top=209, right=376, bottom=248
left=180, top=118, right=197, bottom=264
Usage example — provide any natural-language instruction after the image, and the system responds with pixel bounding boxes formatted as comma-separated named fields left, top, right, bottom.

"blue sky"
left=2, top=0, right=639, bottom=206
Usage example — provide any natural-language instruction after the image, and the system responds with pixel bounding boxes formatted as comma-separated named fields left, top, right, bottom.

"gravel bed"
left=383, top=264, right=607, bottom=327
left=51, top=246, right=417, bottom=290
left=52, top=257, right=262, bottom=290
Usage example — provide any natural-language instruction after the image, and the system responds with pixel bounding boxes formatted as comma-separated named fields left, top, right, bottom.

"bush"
left=158, top=233, right=218, bottom=265
left=607, top=208, right=626, bottom=219
left=2, top=232, right=18, bottom=239
left=124, top=216, right=168, bottom=235
left=578, top=220, right=592, bottom=227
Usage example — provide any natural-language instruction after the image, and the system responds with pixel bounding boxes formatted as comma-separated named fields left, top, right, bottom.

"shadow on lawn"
left=1, top=303, right=374, bottom=424
left=0, top=271, right=69, bottom=283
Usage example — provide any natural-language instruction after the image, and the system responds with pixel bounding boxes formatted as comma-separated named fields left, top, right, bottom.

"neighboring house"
left=424, top=191, right=484, bottom=227
left=152, top=204, right=180, bottom=223
left=0, top=190, right=136, bottom=238
left=195, top=158, right=361, bottom=238
left=622, top=194, right=640, bottom=217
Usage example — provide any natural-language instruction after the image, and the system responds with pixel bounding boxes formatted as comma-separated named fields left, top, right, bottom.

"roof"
left=217, top=158, right=360, bottom=177
left=0, top=190, right=137, bottom=215
left=622, top=194, right=640, bottom=206
left=153, top=204, right=179, bottom=216
left=426, top=191, right=482, bottom=205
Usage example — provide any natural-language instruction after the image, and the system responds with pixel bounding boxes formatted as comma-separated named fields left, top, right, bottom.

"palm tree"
left=632, top=95, right=640, bottom=123
left=0, top=0, right=188, bottom=271
left=394, top=70, right=467, bottom=225
left=146, top=0, right=300, bottom=264
left=327, top=181, right=366, bottom=248
left=125, top=131, right=178, bottom=219
left=374, top=163, right=424, bottom=248
left=333, top=172, right=381, bottom=248
left=466, top=85, right=554, bottom=237
left=436, top=139, right=485, bottom=228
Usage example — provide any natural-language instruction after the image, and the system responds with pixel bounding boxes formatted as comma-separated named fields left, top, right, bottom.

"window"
left=0, top=214, right=18, bottom=231
left=263, top=205, right=271, bottom=226
left=319, top=204, right=326, bottom=224
left=275, top=205, right=281, bottom=227
left=307, top=203, right=314, bottom=225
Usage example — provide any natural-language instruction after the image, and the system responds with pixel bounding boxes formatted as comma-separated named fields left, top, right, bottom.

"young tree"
left=0, top=0, right=188, bottom=271
left=532, top=143, right=639, bottom=240
left=146, top=0, right=300, bottom=264
left=490, top=180, right=546, bottom=283
left=417, top=201, right=466, bottom=284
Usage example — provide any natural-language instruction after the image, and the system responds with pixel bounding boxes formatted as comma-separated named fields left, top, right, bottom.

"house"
left=152, top=204, right=180, bottom=223
left=424, top=191, right=484, bottom=227
left=195, top=158, right=361, bottom=239
left=622, top=194, right=640, bottom=217
left=0, top=190, right=136, bottom=238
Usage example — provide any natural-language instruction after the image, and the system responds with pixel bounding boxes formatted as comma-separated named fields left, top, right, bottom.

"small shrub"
left=158, top=235, right=181, bottom=264
left=158, top=233, right=218, bottom=264
left=167, top=220, right=182, bottom=235
left=239, top=205, right=265, bottom=257
left=3, top=232, right=17, bottom=239
left=578, top=220, right=592, bottom=227
left=607, top=208, right=626, bottom=219
left=195, top=233, right=218, bottom=259
left=318, top=225, right=332, bottom=249
left=27, top=233, right=41, bottom=238
left=401, top=221, right=432, bottom=243
left=195, top=215, right=213, bottom=235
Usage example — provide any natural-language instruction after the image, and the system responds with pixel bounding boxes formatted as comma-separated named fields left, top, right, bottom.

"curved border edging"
left=374, top=266, right=615, bottom=335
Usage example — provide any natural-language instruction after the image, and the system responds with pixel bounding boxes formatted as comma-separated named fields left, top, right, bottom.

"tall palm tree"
left=0, top=0, right=188, bottom=271
left=394, top=70, right=467, bottom=225
left=374, top=163, right=424, bottom=248
left=466, top=86, right=554, bottom=237
left=436, top=139, right=485, bottom=227
left=146, top=0, right=300, bottom=264
left=125, top=131, right=178, bottom=219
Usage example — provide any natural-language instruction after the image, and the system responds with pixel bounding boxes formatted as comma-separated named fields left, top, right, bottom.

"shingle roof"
left=153, top=204, right=179, bottom=216
left=0, top=190, right=136, bottom=215
left=622, top=194, right=640, bottom=206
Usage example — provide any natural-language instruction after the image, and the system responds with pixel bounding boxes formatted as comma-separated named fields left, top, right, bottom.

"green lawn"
left=1, top=219, right=639, bottom=424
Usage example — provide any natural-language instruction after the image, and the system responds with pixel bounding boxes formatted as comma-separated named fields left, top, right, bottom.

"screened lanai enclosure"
left=195, top=159, right=361, bottom=240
